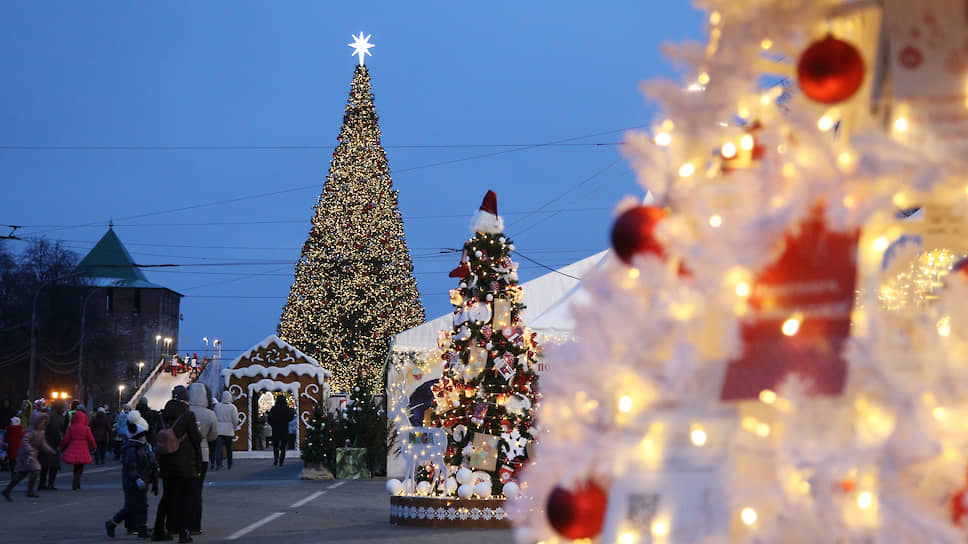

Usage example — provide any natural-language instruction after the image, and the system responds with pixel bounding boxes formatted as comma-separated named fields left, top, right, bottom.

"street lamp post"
left=77, top=286, right=105, bottom=405
left=203, top=337, right=209, bottom=360
left=155, top=334, right=162, bottom=363
left=213, top=339, right=221, bottom=358
left=137, top=362, right=145, bottom=387
left=117, top=384, right=125, bottom=411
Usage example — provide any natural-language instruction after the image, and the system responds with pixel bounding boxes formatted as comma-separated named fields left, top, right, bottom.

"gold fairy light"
left=879, top=248, right=963, bottom=310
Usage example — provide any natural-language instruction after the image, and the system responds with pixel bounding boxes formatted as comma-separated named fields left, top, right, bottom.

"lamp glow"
left=651, top=520, right=669, bottom=536
left=721, top=141, right=737, bottom=158
left=857, top=491, right=873, bottom=509
left=690, top=427, right=707, bottom=446
left=618, top=395, right=632, bottom=413
left=654, top=132, right=672, bottom=146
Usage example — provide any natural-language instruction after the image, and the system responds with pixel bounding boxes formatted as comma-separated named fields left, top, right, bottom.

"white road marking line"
left=225, top=512, right=285, bottom=540
left=0, top=465, right=118, bottom=487
left=326, top=481, right=346, bottom=489
left=289, top=490, right=326, bottom=508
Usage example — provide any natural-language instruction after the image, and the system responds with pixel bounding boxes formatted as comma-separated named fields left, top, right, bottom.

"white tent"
left=389, top=250, right=607, bottom=397
left=392, top=250, right=605, bottom=352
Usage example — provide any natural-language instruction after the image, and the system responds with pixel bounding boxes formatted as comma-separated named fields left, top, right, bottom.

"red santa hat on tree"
left=470, top=190, right=504, bottom=234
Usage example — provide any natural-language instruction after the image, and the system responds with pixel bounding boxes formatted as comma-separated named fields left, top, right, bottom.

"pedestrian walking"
left=287, top=413, right=297, bottom=450
left=60, top=406, right=96, bottom=490
left=267, top=396, right=294, bottom=467
left=39, top=399, right=66, bottom=490
left=187, top=383, right=217, bottom=536
left=136, top=397, right=163, bottom=447
left=105, top=410, right=158, bottom=538
left=92, top=407, right=111, bottom=465
left=3, top=417, right=23, bottom=477
left=213, top=391, right=239, bottom=470
left=2, top=412, right=55, bottom=500
left=153, top=386, right=201, bottom=543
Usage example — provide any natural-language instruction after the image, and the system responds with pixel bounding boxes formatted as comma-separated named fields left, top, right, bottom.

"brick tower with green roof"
left=75, top=225, right=182, bottom=404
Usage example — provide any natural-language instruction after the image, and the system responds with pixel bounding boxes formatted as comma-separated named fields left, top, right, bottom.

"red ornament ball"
left=951, top=258, right=968, bottom=283
left=952, top=487, right=968, bottom=526
left=546, top=482, right=608, bottom=540
left=610, top=205, right=667, bottom=265
left=797, top=35, right=865, bottom=104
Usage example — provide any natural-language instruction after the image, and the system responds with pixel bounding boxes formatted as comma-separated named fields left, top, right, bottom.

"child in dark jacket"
left=105, top=410, right=158, bottom=538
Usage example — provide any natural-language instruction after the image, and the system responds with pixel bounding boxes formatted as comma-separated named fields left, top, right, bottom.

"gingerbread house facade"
left=222, top=335, right=331, bottom=451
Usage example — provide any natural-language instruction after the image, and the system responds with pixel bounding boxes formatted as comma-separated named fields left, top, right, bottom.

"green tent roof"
left=76, top=227, right=175, bottom=291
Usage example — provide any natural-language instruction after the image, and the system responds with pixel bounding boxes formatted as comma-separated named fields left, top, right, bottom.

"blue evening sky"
left=0, top=2, right=703, bottom=360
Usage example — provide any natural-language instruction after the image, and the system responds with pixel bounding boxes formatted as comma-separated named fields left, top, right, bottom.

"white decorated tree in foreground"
left=514, top=1, right=968, bottom=542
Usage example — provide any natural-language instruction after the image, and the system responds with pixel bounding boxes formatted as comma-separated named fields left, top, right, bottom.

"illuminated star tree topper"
left=349, top=32, right=374, bottom=66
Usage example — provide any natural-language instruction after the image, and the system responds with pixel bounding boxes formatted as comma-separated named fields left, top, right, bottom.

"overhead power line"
left=23, top=125, right=639, bottom=236
left=0, top=142, right=618, bottom=151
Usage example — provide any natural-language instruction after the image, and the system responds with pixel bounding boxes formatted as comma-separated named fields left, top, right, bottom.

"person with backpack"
left=152, top=386, right=201, bottom=543
left=105, top=410, right=158, bottom=538
left=267, top=395, right=294, bottom=467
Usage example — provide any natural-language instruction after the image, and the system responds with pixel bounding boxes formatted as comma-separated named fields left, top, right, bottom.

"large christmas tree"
left=279, top=35, right=425, bottom=394
left=515, top=1, right=968, bottom=543
left=430, top=191, right=540, bottom=497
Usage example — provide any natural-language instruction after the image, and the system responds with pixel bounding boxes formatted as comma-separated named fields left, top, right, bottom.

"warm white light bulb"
left=857, top=491, right=873, bottom=510
left=721, top=141, right=737, bottom=158
left=654, top=132, right=672, bottom=146
left=690, top=428, right=707, bottom=446
left=618, top=395, right=632, bottom=413
left=735, top=282, right=750, bottom=297
left=740, top=134, right=754, bottom=150
left=709, top=215, right=723, bottom=227
left=741, top=507, right=758, bottom=526
left=758, top=390, right=776, bottom=404
left=678, top=162, right=696, bottom=177
left=894, top=117, right=908, bottom=132
left=651, top=521, right=669, bottom=537
left=781, top=316, right=801, bottom=336
left=872, top=237, right=889, bottom=252
left=937, top=317, right=951, bottom=337
left=619, top=531, right=638, bottom=544
left=817, top=115, right=834, bottom=131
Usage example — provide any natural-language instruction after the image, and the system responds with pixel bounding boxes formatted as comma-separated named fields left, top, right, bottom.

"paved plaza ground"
left=0, top=459, right=514, bottom=543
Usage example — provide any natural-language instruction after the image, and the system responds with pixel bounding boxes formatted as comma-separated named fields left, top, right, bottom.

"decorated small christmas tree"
left=346, top=379, right=389, bottom=476
left=301, top=404, right=345, bottom=475
left=429, top=191, right=540, bottom=498
left=514, top=1, right=968, bottom=543
left=278, top=34, right=425, bottom=394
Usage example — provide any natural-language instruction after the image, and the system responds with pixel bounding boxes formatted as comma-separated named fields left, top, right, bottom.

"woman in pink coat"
left=60, top=408, right=96, bottom=490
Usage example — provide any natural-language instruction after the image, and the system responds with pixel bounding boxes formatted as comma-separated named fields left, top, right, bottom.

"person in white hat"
left=105, top=410, right=158, bottom=538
